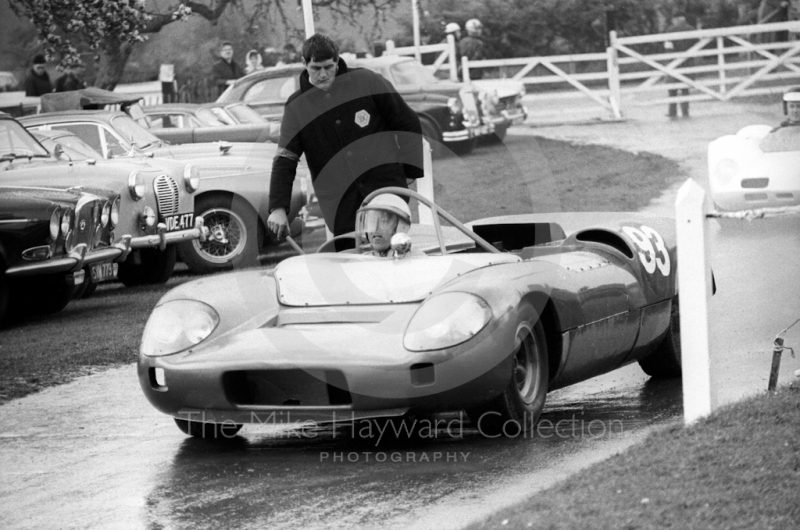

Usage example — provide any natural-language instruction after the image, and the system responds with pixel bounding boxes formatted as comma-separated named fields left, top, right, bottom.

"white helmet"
left=445, top=22, right=461, bottom=34
left=356, top=193, right=412, bottom=237
left=465, top=19, right=482, bottom=33
left=783, top=86, right=800, bottom=114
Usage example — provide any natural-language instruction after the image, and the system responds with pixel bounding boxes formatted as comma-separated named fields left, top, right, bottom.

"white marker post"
left=417, top=139, right=435, bottom=225
left=302, top=0, right=315, bottom=37
left=675, top=178, right=717, bottom=424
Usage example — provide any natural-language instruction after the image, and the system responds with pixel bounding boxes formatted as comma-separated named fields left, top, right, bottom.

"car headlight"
left=714, top=159, right=738, bottom=184
left=141, top=300, right=220, bottom=357
left=404, top=292, right=491, bottom=351
left=128, top=171, right=146, bottom=200
left=110, top=197, right=120, bottom=228
left=60, top=207, right=73, bottom=235
left=447, top=97, right=463, bottom=115
left=50, top=207, right=61, bottom=239
left=183, top=164, right=200, bottom=193
left=101, top=201, right=111, bottom=227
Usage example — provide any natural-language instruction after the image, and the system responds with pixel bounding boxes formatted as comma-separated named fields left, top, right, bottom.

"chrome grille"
left=154, top=175, right=180, bottom=216
left=73, top=198, right=99, bottom=250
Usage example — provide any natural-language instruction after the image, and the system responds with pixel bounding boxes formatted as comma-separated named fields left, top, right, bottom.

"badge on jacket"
left=355, top=109, right=370, bottom=128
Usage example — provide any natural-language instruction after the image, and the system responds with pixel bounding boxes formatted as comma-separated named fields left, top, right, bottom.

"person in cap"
left=212, top=41, right=244, bottom=97
left=355, top=193, right=421, bottom=257
left=459, top=18, right=486, bottom=80
left=24, top=54, right=52, bottom=97
left=761, top=86, right=800, bottom=152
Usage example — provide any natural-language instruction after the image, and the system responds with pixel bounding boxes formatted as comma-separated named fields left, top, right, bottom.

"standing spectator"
left=443, top=23, right=462, bottom=80
left=24, top=54, right=52, bottom=97
left=276, top=43, right=300, bottom=66
left=266, top=34, right=423, bottom=249
left=212, top=41, right=244, bottom=97
left=245, top=50, right=264, bottom=75
left=54, top=65, right=87, bottom=92
left=263, top=47, right=281, bottom=67
left=459, top=18, right=486, bottom=80
left=663, top=14, right=695, bottom=119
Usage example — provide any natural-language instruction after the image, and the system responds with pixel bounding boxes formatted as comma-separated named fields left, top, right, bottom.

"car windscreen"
left=41, top=133, right=103, bottom=160
left=389, top=61, right=439, bottom=86
left=226, top=104, right=267, bottom=124
left=198, top=108, right=230, bottom=126
left=0, top=120, right=50, bottom=158
left=111, top=115, right=163, bottom=150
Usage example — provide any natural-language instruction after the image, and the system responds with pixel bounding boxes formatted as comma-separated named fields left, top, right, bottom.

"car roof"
left=19, top=110, right=127, bottom=125
left=142, top=103, right=203, bottom=113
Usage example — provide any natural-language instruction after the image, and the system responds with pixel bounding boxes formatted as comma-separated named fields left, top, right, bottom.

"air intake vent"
left=154, top=175, right=180, bottom=216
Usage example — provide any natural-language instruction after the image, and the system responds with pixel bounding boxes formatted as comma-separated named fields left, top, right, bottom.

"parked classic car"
left=138, top=188, right=683, bottom=439
left=0, top=183, right=121, bottom=324
left=21, top=100, right=307, bottom=273
left=2, top=113, right=203, bottom=290
left=707, top=123, right=800, bottom=210
left=140, top=102, right=281, bottom=145
left=217, top=59, right=484, bottom=157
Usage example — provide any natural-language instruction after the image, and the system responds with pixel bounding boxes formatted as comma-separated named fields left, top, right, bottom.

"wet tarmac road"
left=2, top=131, right=799, bottom=529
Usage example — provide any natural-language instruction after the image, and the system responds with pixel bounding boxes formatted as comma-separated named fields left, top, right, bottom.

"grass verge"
left=467, top=384, right=800, bottom=530
left=0, top=137, right=684, bottom=403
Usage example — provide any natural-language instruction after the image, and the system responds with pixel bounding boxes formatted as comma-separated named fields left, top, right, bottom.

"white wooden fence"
left=386, top=20, right=800, bottom=121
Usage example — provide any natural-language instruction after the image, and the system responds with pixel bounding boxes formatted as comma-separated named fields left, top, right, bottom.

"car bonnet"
left=274, top=253, right=520, bottom=306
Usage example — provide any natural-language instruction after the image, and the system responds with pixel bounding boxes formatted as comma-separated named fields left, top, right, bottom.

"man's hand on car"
left=268, top=208, right=289, bottom=240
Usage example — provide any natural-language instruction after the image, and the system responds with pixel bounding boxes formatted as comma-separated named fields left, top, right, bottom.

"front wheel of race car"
left=468, top=306, right=549, bottom=437
left=174, top=418, right=242, bottom=439
left=178, top=194, right=262, bottom=274
left=639, top=295, right=682, bottom=378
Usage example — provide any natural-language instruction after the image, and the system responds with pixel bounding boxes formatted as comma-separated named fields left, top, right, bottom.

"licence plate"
left=162, top=212, right=194, bottom=232
left=90, top=261, right=118, bottom=283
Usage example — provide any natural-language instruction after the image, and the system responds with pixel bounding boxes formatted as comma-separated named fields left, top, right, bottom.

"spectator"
left=54, top=65, right=87, bottom=92
left=263, top=47, right=280, bottom=67
left=245, top=50, right=264, bottom=75
left=266, top=34, right=423, bottom=250
left=663, top=15, right=695, bottom=119
left=444, top=22, right=462, bottom=80
left=212, top=41, right=244, bottom=97
left=24, top=54, right=52, bottom=97
left=459, top=19, right=486, bottom=80
left=276, top=43, right=300, bottom=66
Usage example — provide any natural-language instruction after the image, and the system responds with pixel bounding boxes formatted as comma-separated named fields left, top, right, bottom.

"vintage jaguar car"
left=140, top=102, right=281, bottom=145
left=2, top=113, right=203, bottom=290
left=0, top=183, right=121, bottom=324
left=138, top=188, right=683, bottom=439
left=21, top=104, right=307, bottom=274
left=217, top=59, right=484, bottom=157
left=708, top=123, right=800, bottom=211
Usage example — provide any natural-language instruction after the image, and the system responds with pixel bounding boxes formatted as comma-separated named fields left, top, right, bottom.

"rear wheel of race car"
left=174, top=418, right=242, bottom=439
left=117, top=245, right=177, bottom=286
left=419, top=117, right=445, bottom=159
left=639, top=295, right=682, bottom=378
left=178, top=194, right=262, bottom=274
left=468, top=306, right=549, bottom=437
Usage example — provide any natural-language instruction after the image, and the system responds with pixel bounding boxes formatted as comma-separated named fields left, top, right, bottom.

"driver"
left=761, top=87, right=800, bottom=152
left=355, top=193, right=419, bottom=257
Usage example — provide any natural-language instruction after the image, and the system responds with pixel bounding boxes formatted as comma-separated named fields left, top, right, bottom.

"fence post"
left=447, top=34, right=459, bottom=82
left=462, top=56, right=471, bottom=84
left=675, top=178, right=718, bottom=425
left=717, top=36, right=727, bottom=95
left=606, top=30, right=623, bottom=119
left=417, top=139, right=435, bottom=225
left=385, top=40, right=395, bottom=55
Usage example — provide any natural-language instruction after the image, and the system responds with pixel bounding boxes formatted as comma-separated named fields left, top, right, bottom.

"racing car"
left=707, top=123, right=800, bottom=211
left=138, top=188, right=682, bottom=439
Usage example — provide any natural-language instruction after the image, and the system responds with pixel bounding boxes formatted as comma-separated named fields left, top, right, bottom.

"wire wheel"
left=192, top=207, right=248, bottom=264
left=513, top=330, right=543, bottom=406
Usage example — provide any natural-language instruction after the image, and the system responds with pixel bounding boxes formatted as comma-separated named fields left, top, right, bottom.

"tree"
left=10, top=0, right=401, bottom=90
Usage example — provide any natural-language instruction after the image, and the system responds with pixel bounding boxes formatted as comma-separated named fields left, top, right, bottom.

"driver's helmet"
left=783, top=86, right=800, bottom=115
left=356, top=193, right=412, bottom=239
left=465, top=19, right=483, bottom=34
left=445, top=22, right=461, bottom=35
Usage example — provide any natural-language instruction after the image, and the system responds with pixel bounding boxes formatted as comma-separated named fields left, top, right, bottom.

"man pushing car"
left=266, top=34, right=423, bottom=250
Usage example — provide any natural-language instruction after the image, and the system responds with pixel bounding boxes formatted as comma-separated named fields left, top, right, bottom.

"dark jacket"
left=24, top=69, right=52, bottom=97
left=55, top=73, right=86, bottom=93
left=212, top=58, right=245, bottom=95
left=269, top=59, right=423, bottom=229
left=458, top=36, right=486, bottom=79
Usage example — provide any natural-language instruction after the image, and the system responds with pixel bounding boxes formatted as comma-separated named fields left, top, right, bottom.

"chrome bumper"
left=5, top=244, right=124, bottom=278
left=129, top=216, right=207, bottom=252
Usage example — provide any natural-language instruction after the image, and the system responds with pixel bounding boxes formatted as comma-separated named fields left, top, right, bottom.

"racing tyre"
left=178, top=194, right=262, bottom=274
left=174, top=418, right=242, bottom=439
left=639, top=295, right=682, bottom=378
left=419, top=117, right=445, bottom=159
left=117, top=245, right=177, bottom=286
left=468, top=307, right=549, bottom=437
